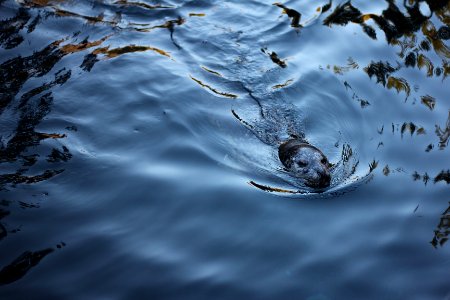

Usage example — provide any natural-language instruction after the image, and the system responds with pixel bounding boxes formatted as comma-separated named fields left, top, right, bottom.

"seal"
left=231, top=107, right=333, bottom=190
left=278, top=139, right=332, bottom=188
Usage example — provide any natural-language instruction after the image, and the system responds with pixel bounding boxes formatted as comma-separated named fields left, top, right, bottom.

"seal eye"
left=297, top=160, right=307, bottom=167
left=321, top=158, right=328, bottom=165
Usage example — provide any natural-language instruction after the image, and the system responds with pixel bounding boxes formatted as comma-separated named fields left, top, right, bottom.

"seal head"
left=279, top=140, right=331, bottom=189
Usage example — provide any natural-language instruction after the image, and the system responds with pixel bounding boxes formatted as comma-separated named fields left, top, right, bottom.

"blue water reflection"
left=0, top=0, right=449, bottom=299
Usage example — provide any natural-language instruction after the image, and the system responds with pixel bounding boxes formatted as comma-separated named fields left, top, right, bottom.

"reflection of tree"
left=322, top=0, right=450, bottom=248
left=326, top=1, right=449, bottom=150
left=0, top=0, right=180, bottom=285
left=326, top=1, right=449, bottom=87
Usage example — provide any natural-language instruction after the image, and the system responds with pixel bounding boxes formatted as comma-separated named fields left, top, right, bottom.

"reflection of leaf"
left=0, top=248, right=55, bottom=285
left=383, top=165, right=390, bottom=176
left=333, top=57, right=359, bottom=75
left=423, top=173, right=430, bottom=185
left=201, top=66, right=223, bottom=77
left=435, top=111, right=450, bottom=149
left=323, top=1, right=362, bottom=26
left=261, top=48, right=287, bottom=68
left=272, top=79, right=293, bottom=89
left=189, top=13, right=205, bottom=17
left=434, top=170, right=450, bottom=184
left=386, top=76, right=410, bottom=97
left=443, top=60, right=450, bottom=80
left=114, top=0, right=175, bottom=10
left=430, top=202, right=450, bottom=248
left=249, top=181, right=300, bottom=194
left=417, top=127, right=426, bottom=135
left=269, top=51, right=287, bottom=68
left=93, top=45, right=171, bottom=58
left=417, top=54, right=434, bottom=77
left=412, top=171, right=421, bottom=181
left=405, top=52, right=416, bottom=67
left=364, top=61, right=396, bottom=86
left=421, top=95, right=436, bottom=110
left=342, top=144, right=352, bottom=162
left=401, top=122, right=418, bottom=137
left=59, top=35, right=110, bottom=54
left=431, top=39, right=450, bottom=58
left=358, top=99, right=370, bottom=108
left=422, top=20, right=450, bottom=59
left=0, top=170, right=64, bottom=187
left=273, top=3, right=301, bottom=27
left=190, top=76, right=238, bottom=99
left=369, top=160, right=378, bottom=172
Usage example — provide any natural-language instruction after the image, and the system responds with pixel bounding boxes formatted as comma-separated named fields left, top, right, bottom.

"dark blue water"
left=1, top=0, right=449, bottom=299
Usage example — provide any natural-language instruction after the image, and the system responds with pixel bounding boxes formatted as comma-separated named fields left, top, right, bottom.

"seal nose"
left=311, top=167, right=331, bottom=189
left=318, top=171, right=331, bottom=188
left=304, top=169, right=331, bottom=189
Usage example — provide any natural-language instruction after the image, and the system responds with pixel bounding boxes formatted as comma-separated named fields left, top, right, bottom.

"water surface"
left=0, top=0, right=449, bottom=299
